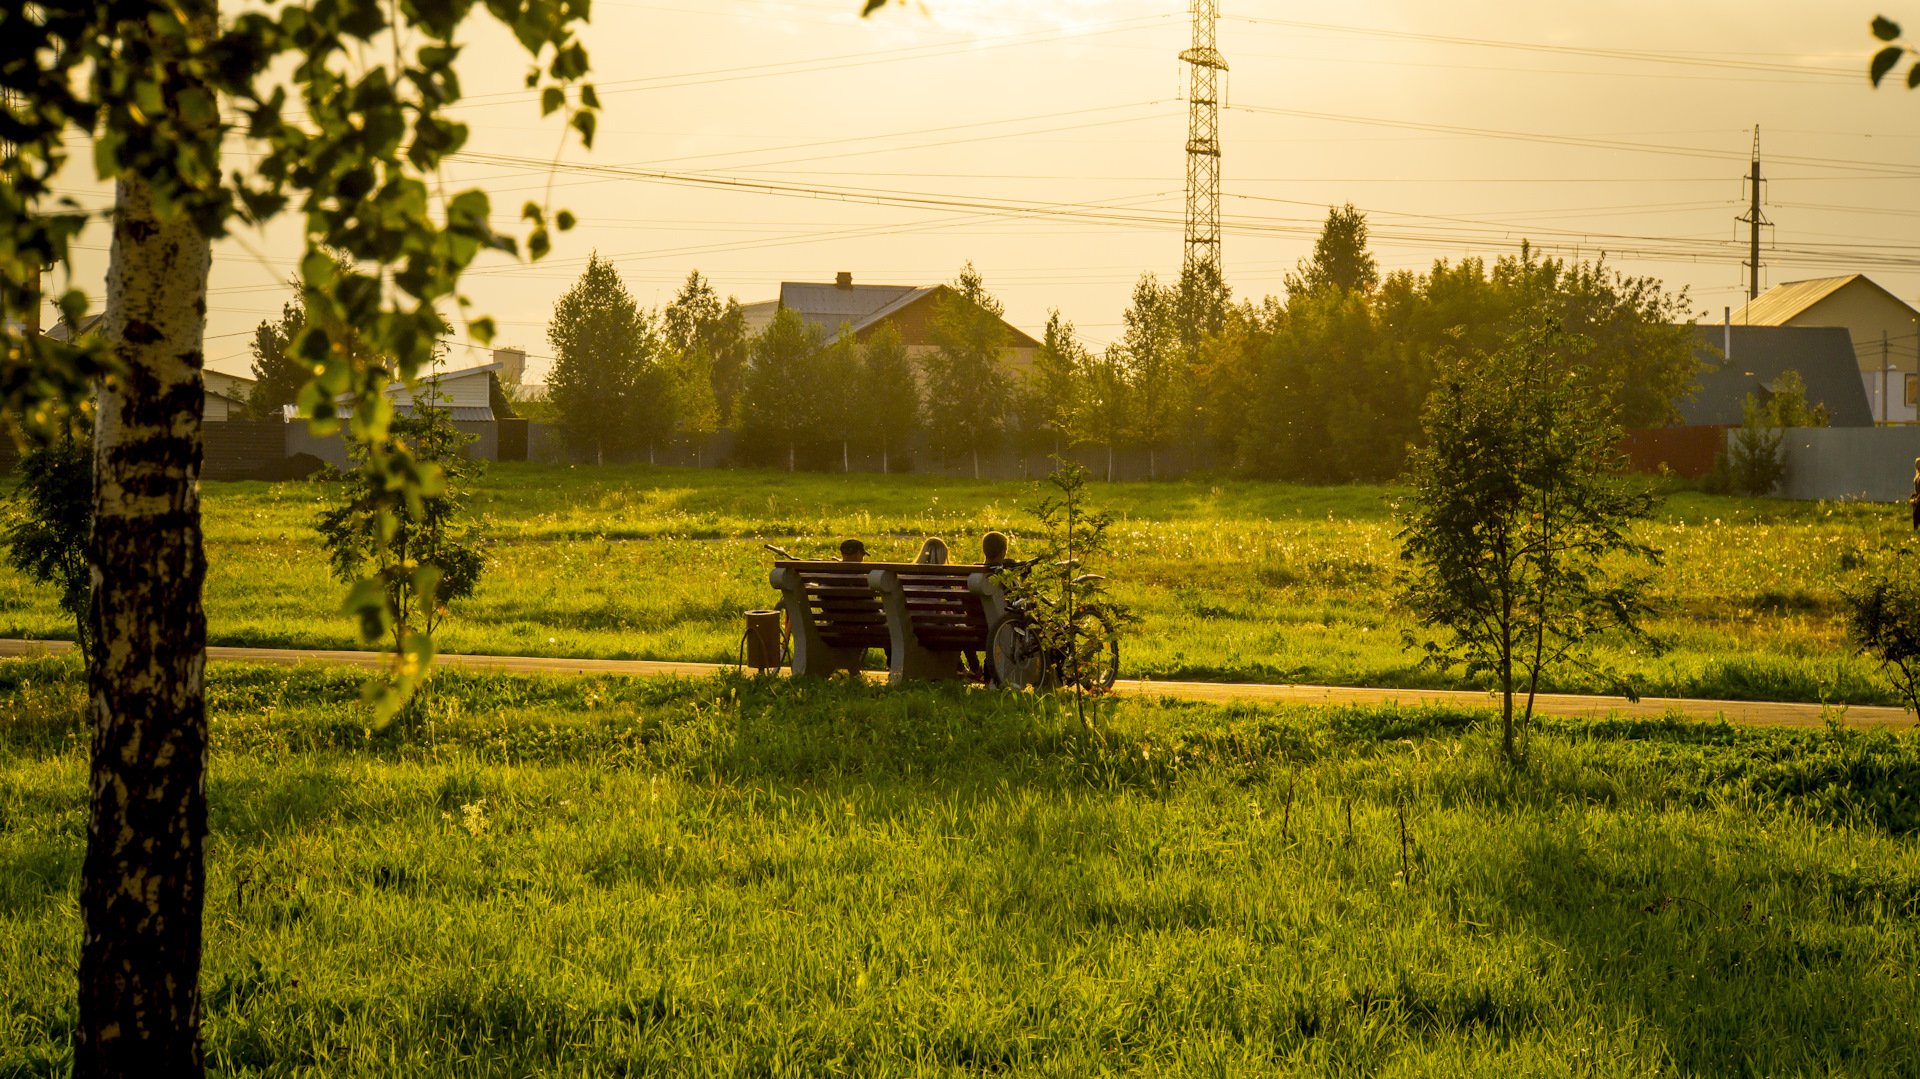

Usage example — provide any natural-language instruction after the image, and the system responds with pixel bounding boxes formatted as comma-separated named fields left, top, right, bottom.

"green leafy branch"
left=1871, top=15, right=1920, bottom=87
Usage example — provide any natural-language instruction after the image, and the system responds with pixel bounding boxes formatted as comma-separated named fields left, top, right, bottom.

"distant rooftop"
left=742, top=273, right=1039, bottom=348
left=1733, top=274, right=1920, bottom=327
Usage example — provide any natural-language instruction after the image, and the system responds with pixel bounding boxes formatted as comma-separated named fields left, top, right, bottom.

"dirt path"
left=3, top=638, right=1910, bottom=730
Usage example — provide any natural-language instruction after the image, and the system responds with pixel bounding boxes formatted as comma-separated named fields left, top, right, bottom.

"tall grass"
left=0, top=465, right=1908, bottom=702
left=3, top=657, right=1918, bottom=1075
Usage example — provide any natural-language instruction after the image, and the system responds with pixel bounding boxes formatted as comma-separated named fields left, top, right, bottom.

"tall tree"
left=923, top=261, right=1011, bottom=478
left=1192, top=296, right=1280, bottom=461
left=662, top=269, right=749, bottom=423
left=819, top=327, right=864, bottom=471
left=4, top=4, right=595, bottom=1068
left=862, top=321, right=919, bottom=473
left=667, top=343, right=721, bottom=466
left=1071, top=346, right=1133, bottom=483
left=736, top=307, right=826, bottom=470
left=244, top=296, right=307, bottom=419
left=1288, top=203, right=1379, bottom=297
left=547, top=254, right=652, bottom=465
left=1013, top=309, right=1087, bottom=459
left=1244, top=286, right=1386, bottom=482
left=1118, top=272, right=1187, bottom=479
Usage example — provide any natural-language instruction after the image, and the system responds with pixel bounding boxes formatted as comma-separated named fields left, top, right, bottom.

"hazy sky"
left=41, top=1, right=1920, bottom=380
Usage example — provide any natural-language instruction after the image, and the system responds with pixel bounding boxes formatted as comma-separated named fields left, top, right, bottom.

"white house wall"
left=389, top=370, right=493, bottom=410
left=1860, top=370, right=1919, bottom=424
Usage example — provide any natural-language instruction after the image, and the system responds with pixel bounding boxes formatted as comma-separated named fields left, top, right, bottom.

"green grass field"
left=3, top=658, right=1918, bottom=1075
left=1, top=464, right=1912, bottom=703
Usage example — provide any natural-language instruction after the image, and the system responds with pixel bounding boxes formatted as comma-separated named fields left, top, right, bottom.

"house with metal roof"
left=1731, top=274, right=1920, bottom=422
left=38, top=313, right=258, bottom=419
left=739, top=271, right=1040, bottom=375
left=1681, top=324, right=1873, bottom=428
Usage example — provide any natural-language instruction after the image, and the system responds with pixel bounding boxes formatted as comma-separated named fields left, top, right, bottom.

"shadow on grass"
left=1482, top=826, right=1920, bottom=1077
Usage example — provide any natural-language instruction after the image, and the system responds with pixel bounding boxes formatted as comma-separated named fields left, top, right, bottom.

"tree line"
left=530, top=206, right=1699, bottom=482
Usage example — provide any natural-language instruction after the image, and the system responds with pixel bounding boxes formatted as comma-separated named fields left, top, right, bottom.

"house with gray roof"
left=1731, top=275, right=1920, bottom=422
left=739, top=271, right=1040, bottom=378
left=1681, top=324, right=1873, bottom=428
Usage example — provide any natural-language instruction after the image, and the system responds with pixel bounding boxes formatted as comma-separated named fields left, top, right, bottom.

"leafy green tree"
left=1845, top=570, right=1920, bottom=713
left=244, top=295, right=308, bottom=419
left=662, top=269, right=749, bottom=423
left=924, top=261, right=1012, bottom=478
left=1491, top=243, right=1698, bottom=429
left=819, top=328, right=865, bottom=471
left=547, top=254, right=662, bottom=464
left=737, top=307, right=827, bottom=470
left=1071, top=346, right=1133, bottom=482
left=667, top=343, right=721, bottom=466
left=1, top=0, right=597, bottom=1068
left=1398, top=320, right=1662, bottom=764
left=1001, top=459, right=1136, bottom=725
left=1118, top=272, right=1188, bottom=479
left=862, top=321, right=919, bottom=473
left=1245, top=286, right=1386, bottom=482
left=1287, top=203, right=1379, bottom=297
left=317, top=393, right=486, bottom=661
left=1013, top=310, right=1087, bottom=460
left=1192, top=296, right=1281, bottom=461
left=1727, top=370, right=1829, bottom=496
left=2, top=426, right=93, bottom=665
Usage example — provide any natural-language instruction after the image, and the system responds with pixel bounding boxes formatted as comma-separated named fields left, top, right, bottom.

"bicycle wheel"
left=1066, top=608, right=1120, bottom=692
left=988, top=616, right=1042, bottom=690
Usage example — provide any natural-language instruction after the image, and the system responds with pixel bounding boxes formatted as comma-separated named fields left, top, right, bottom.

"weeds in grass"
left=2, top=467, right=1909, bottom=704
left=3, top=659, right=1918, bottom=1074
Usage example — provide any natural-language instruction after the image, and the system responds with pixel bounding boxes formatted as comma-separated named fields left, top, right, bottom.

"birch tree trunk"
left=74, top=174, right=212, bottom=1078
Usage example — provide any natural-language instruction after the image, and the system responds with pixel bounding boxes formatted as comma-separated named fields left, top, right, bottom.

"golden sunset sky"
left=43, top=1, right=1920, bottom=381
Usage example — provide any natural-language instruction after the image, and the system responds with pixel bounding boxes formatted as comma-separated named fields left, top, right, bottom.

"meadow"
left=3, top=657, right=1918, bottom=1075
left=1, top=463, right=1913, bottom=704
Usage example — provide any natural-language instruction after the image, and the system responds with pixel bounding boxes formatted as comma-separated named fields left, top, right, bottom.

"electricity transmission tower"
left=1180, top=0, right=1226, bottom=284
left=1735, top=126, right=1770, bottom=302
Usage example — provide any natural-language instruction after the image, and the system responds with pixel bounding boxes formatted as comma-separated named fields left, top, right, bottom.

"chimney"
left=1723, top=307, right=1730, bottom=362
left=835, top=271, right=853, bottom=289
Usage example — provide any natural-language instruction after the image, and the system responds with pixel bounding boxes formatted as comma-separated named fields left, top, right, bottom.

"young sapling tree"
left=317, top=390, right=487, bottom=702
left=2, top=422, right=94, bottom=666
left=1398, top=319, right=1662, bottom=764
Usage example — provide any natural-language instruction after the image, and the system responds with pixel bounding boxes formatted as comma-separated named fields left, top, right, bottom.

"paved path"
left=3, top=639, right=1910, bottom=730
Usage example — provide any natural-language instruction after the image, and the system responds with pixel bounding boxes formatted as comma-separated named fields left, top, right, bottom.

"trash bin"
left=743, top=609, right=784, bottom=672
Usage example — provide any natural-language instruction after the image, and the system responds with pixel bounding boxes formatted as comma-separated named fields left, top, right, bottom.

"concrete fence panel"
left=1747, top=425, right=1920, bottom=502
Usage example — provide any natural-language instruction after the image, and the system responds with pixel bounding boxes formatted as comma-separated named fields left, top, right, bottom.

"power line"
left=1223, top=14, right=1861, bottom=81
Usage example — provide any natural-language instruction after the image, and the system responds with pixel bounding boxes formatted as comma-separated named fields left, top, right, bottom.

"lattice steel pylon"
left=1179, top=0, right=1226, bottom=283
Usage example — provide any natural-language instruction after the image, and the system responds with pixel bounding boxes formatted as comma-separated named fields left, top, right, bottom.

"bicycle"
left=985, top=556, right=1120, bottom=692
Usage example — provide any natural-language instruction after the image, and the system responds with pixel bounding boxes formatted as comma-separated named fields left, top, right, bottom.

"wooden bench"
left=769, top=560, right=1013, bottom=683
left=769, top=560, right=891, bottom=678
left=868, top=564, right=1012, bottom=684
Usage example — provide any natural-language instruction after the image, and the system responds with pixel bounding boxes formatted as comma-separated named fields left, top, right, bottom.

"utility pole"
left=1180, top=0, right=1226, bottom=285
left=1735, top=126, right=1770, bottom=304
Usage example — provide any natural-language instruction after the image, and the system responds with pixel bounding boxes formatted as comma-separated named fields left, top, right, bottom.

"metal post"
left=1736, top=127, right=1769, bottom=303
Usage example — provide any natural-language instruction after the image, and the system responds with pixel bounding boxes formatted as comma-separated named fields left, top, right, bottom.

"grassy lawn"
left=1, top=463, right=1911, bottom=703
left=3, top=657, right=1917, bottom=1075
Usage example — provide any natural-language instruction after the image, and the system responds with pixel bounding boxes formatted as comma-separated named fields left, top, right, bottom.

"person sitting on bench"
left=840, top=538, right=867, bottom=562
left=914, top=537, right=949, bottom=565
left=981, top=530, right=1010, bottom=569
